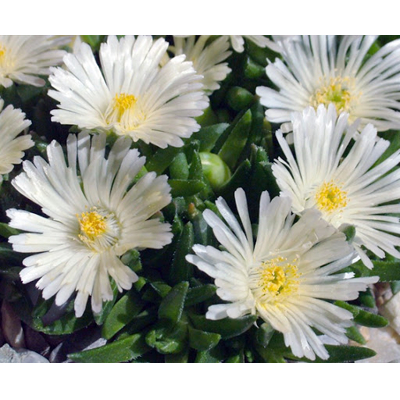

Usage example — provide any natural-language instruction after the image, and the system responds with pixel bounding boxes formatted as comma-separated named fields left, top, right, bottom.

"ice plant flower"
left=166, top=35, right=231, bottom=95
left=228, top=35, right=271, bottom=53
left=256, top=35, right=400, bottom=131
left=0, top=99, right=33, bottom=177
left=228, top=35, right=298, bottom=53
left=48, top=35, right=207, bottom=148
left=7, top=132, right=173, bottom=317
left=186, top=188, right=378, bottom=360
left=0, top=35, right=69, bottom=88
left=272, top=104, right=400, bottom=268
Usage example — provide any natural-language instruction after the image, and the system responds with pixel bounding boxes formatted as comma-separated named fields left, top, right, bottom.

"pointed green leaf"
left=255, top=322, right=275, bottom=347
left=189, top=313, right=257, bottom=339
left=69, top=333, right=149, bottom=363
left=0, top=222, right=21, bottom=238
left=218, top=109, right=252, bottom=170
left=288, top=345, right=376, bottom=363
left=185, top=284, right=217, bottom=307
left=168, top=223, right=194, bottom=284
left=226, top=86, right=254, bottom=112
left=158, top=281, right=189, bottom=324
left=194, top=346, right=225, bottom=363
left=102, top=289, right=144, bottom=340
left=217, top=159, right=252, bottom=200
left=188, top=326, right=221, bottom=351
left=145, top=320, right=188, bottom=354
left=335, top=301, right=388, bottom=328
left=191, top=123, right=229, bottom=152
left=346, top=326, right=367, bottom=345
left=146, top=146, right=181, bottom=175
left=168, top=179, right=206, bottom=197
left=169, top=152, right=189, bottom=180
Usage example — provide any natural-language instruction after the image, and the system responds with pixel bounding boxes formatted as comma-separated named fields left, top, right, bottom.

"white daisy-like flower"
left=256, top=35, right=400, bottom=131
left=0, top=98, right=33, bottom=176
left=228, top=35, right=299, bottom=53
left=0, top=35, right=70, bottom=88
left=272, top=104, right=400, bottom=268
left=7, top=132, right=173, bottom=317
left=48, top=35, right=208, bottom=149
left=186, top=188, right=378, bottom=360
left=166, top=35, right=231, bottom=95
left=229, top=35, right=270, bottom=53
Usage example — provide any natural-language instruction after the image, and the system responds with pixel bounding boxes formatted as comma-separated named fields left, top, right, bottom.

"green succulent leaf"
left=146, top=320, right=188, bottom=354
left=102, top=289, right=144, bottom=340
left=287, top=345, right=376, bottom=363
left=158, top=281, right=189, bottom=324
left=335, top=301, right=388, bottom=328
left=168, top=222, right=194, bottom=284
left=218, top=109, right=252, bottom=170
left=188, top=326, right=221, bottom=352
left=168, top=179, right=206, bottom=197
left=191, top=123, right=229, bottom=152
left=189, top=313, right=257, bottom=339
left=69, top=333, right=149, bottom=363
left=185, top=284, right=217, bottom=307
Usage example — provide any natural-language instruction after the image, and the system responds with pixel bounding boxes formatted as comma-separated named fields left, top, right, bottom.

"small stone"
left=356, top=326, right=400, bottom=363
left=0, top=344, right=49, bottom=363
left=380, top=291, right=400, bottom=336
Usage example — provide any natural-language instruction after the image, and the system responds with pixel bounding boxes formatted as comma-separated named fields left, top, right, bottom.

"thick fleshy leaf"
left=168, top=223, right=194, bottom=285
left=102, top=289, right=144, bottom=340
left=218, top=109, right=252, bottom=170
left=189, top=313, right=257, bottom=339
left=335, top=301, right=388, bottom=328
left=188, top=326, right=221, bottom=351
left=191, top=123, right=229, bottom=152
left=158, top=281, right=189, bottom=324
left=68, top=333, right=149, bottom=363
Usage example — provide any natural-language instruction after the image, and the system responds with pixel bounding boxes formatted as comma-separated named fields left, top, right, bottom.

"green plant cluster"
left=1, top=35, right=400, bottom=363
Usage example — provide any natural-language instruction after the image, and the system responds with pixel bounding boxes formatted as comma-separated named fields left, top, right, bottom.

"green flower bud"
left=199, top=152, right=231, bottom=190
left=226, top=86, right=254, bottom=112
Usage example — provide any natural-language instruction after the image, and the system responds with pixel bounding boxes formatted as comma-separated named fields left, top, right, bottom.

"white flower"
left=229, top=35, right=270, bottom=53
left=48, top=35, right=207, bottom=149
left=0, top=35, right=70, bottom=88
left=272, top=104, right=400, bottom=268
left=228, top=35, right=298, bottom=53
left=256, top=35, right=400, bottom=132
left=7, top=132, right=173, bottom=317
left=167, top=35, right=231, bottom=94
left=0, top=98, right=33, bottom=176
left=186, top=188, right=378, bottom=360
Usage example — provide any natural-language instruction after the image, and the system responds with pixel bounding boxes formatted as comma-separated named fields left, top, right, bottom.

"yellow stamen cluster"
left=258, top=256, right=300, bottom=298
left=112, top=93, right=137, bottom=121
left=77, top=210, right=107, bottom=242
left=315, top=181, right=348, bottom=213
left=312, top=76, right=355, bottom=114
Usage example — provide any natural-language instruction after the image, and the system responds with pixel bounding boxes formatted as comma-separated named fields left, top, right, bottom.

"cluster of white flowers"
left=2, top=35, right=400, bottom=361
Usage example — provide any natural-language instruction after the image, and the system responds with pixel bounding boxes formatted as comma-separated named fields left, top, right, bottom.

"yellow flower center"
left=257, top=257, right=300, bottom=299
left=315, top=181, right=348, bottom=213
left=77, top=209, right=107, bottom=242
left=311, top=76, right=357, bottom=114
left=105, top=93, right=147, bottom=132
left=113, top=93, right=137, bottom=119
left=0, top=44, right=15, bottom=71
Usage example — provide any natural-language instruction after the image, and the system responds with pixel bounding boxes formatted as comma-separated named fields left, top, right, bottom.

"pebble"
left=0, top=344, right=49, bottom=363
